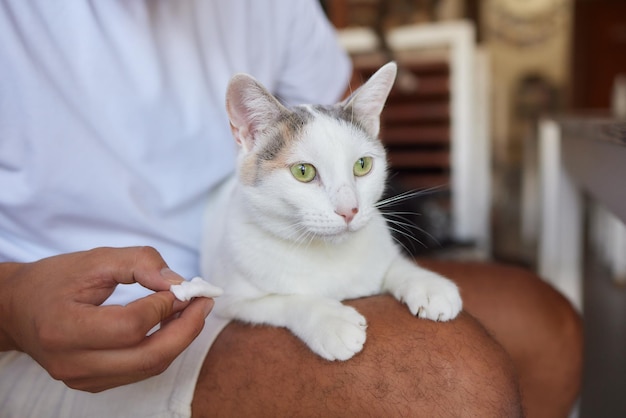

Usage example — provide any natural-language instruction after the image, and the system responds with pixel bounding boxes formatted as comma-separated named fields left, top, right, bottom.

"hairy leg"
left=418, top=260, right=583, bottom=418
left=192, top=295, right=522, bottom=417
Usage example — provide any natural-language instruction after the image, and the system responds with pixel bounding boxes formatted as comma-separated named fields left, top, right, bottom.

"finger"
left=58, top=291, right=186, bottom=350
left=52, top=298, right=213, bottom=391
left=120, top=247, right=186, bottom=291
left=83, top=247, right=185, bottom=292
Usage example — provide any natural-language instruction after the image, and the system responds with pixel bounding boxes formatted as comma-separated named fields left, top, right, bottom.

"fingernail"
left=172, top=298, right=189, bottom=312
left=161, top=267, right=184, bottom=285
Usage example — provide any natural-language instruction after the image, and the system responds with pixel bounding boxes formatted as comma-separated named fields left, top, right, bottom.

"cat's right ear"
left=340, top=62, right=397, bottom=138
left=225, top=74, right=287, bottom=153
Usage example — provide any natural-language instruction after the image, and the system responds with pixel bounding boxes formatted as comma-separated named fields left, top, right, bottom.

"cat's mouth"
left=307, top=221, right=363, bottom=243
left=281, top=210, right=368, bottom=244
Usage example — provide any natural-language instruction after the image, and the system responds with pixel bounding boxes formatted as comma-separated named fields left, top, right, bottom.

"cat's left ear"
left=340, top=62, right=397, bottom=138
left=226, top=74, right=288, bottom=152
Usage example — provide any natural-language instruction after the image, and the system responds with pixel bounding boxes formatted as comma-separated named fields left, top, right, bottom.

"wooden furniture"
left=539, top=114, right=626, bottom=417
left=539, top=116, right=626, bottom=310
left=339, top=21, right=491, bottom=252
left=571, top=0, right=626, bottom=109
left=357, top=61, right=451, bottom=191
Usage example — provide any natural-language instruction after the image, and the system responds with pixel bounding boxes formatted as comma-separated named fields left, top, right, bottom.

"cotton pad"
left=170, top=276, right=223, bottom=301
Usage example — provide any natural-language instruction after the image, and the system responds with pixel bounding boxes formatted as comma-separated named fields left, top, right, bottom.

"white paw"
left=301, top=303, right=367, bottom=361
left=402, top=277, right=462, bottom=322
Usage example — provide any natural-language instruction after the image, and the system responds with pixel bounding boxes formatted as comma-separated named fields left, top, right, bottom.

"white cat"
left=200, top=62, right=462, bottom=361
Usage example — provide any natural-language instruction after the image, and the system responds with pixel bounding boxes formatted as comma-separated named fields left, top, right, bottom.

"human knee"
left=503, top=264, right=583, bottom=351
left=348, top=298, right=524, bottom=417
left=423, top=313, right=523, bottom=417
left=451, top=314, right=524, bottom=417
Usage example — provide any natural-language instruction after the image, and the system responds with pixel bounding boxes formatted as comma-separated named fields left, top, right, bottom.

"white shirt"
left=0, top=0, right=351, bottom=304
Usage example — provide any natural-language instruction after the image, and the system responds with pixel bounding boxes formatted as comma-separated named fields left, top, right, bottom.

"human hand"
left=0, top=246, right=213, bottom=392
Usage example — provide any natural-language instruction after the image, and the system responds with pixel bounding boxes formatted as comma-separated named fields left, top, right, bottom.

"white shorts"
left=0, top=315, right=229, bottom=418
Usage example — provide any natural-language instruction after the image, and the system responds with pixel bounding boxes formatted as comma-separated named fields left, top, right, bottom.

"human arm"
left=0, top=246, right=213, bottom=393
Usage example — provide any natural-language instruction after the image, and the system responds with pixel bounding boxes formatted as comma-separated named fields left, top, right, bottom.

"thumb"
left=124, top=290, right=182, bottom=331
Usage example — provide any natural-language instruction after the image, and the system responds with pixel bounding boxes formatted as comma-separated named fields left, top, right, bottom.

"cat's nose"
left=334, top=184, right=359, bottom=223
left=335, top=207, right=359, bottom=224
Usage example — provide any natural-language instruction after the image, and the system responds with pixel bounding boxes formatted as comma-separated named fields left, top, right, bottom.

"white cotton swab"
left=170, top=277, right=223, bottom=302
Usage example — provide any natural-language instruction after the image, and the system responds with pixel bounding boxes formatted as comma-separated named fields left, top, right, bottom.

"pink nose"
left=336, top=207, right=359, bottom=224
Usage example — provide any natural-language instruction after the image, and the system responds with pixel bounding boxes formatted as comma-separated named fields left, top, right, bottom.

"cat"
left=200, top=62, right=462, bottom=361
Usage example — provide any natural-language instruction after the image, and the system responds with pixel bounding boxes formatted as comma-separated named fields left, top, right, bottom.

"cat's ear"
left=226, top=74, right=287, bottom=152
left=341, top=62, right=397, bottom=138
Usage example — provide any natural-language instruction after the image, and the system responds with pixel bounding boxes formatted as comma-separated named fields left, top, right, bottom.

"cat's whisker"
left=387, top=225, right=426, bottom=255
left=294, top=229, right=313, bottom=249
left=304, top=230, right=318, bottom=249
left=272, top=223, right=298, bottom=238
left=269, top=221, right=310, bottom=248
left=374, top=186, right=447, bottom=253
left=375, top=185, right=446, bottom=209
left=385, top=218, right=424, bottom=240
left=384, top=215, right=420, bottom=230
left=288, top=224, right=310, bottom=247
left=384, top=214, right=442, bottom=248
left=376, top=194, right=416, bottom=209
left=382, top=210, right=423, bottom=218
left=287, top=223, right=319, bottom=251
left=388, top=220, right=434, bottom=242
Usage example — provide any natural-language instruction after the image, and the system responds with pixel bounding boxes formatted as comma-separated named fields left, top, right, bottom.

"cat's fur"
left=201, top=62, right=462, bottom=361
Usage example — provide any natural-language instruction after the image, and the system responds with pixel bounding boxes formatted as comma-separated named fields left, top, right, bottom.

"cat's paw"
left=402, top=277, right=462, bottom=322
left=303, top=303, right=367, bottom=361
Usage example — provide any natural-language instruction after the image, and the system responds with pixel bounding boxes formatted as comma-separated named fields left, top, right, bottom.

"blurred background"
left=322, top=0, right=626, bottom=267
left=319, top=1, right=626, bottom=416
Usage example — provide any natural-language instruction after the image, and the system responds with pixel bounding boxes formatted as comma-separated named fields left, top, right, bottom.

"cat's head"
left=225, top=62, right=397, bottom=243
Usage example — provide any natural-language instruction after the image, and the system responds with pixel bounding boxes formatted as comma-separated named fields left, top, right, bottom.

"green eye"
left=290, top=163, right=316, bottom=182
left=353, top=157, right=373, bottom=177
